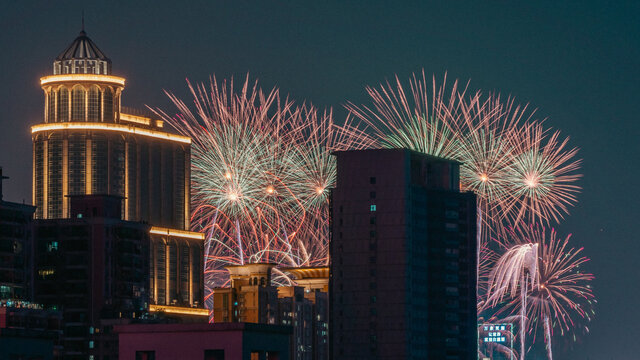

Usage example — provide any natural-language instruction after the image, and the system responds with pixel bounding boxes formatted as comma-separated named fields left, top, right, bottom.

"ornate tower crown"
left=53, top=30, right=112, bottom=75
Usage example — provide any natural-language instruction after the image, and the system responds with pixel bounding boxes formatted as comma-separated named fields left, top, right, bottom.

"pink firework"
left=154, top=75, right=372, bottom=313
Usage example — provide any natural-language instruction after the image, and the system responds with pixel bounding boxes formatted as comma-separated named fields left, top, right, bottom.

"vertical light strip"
left=32, top=141, right=36, bottom=215
left=54, top=89, right=58, bottom=123
left=84, top=87, right=88, bottom=121
left=189, top=244, right=193, bottom=305
left=124, top=139, right=129, bottom=220
left=184, top=149, right=190, bottom=229
left=62, top=137, right=68, bottom=218
left=86, top=138, right=92, bottom=194
left=165, top=240, right=170, bottom=305
left=153, top=239, right=157, bottom=305
left=43, top=139, right=48, bottom=219
left=43, top=89, right=48, bottom=123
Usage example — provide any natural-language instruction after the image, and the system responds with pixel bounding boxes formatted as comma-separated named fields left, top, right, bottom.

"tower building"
left=31, top=30, right=204, bottom=310
left=32, top=29, right=190, bottom=230
left=330, top=149, right=477, bottom=360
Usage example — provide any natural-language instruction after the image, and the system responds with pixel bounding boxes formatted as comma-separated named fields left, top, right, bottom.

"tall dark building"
left=34, top=195, right=150, bottom=359
left=330, top=149, right=477, bottom=360
left=0, top=167, right=36, bottom=300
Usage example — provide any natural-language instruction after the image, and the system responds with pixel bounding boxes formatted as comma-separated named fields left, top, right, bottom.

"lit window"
left=370, top=205, right=376, bottom=211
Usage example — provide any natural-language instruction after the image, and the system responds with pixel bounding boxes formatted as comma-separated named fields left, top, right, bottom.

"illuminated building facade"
left=330, top=149, right=477, bottom=360
left=32, top=30, right=204, bottom=309
left=0, top=168, right=37, bottom=301
left=32, top=29, right=191, bottom=230
left=211, top=264, right=329, bottom=360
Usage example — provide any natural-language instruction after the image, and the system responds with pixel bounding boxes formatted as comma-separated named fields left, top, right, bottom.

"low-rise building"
left=0, top=300, right=62, bottom=360
left=116, top=322, right=292, bottom=360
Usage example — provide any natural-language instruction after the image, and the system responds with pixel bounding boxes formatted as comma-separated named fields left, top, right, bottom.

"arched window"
left=103, top=87, right=114, bottom=122
left=260, top=277, right=266, bottom=286
left=71, top=86, right=85, bottom=121
left=87, top=86, right=100, bottom=122
left=58, top=87, right=69, bottom=122
left=47, top=90, right=56, bottom=122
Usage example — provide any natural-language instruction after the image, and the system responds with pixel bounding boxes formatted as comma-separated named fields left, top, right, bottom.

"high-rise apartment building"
left=330, top=149, right=477, bottom=360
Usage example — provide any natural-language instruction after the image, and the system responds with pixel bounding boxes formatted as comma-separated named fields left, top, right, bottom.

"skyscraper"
left=31, top=29, right=204, bottom=308
left=32, top=29, right=190, bottom=230
left=330, top=148, right=477, bottom=360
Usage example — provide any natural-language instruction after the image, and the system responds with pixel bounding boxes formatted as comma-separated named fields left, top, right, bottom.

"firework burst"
left=502, top=122, right=582, bottom=226
left=154, top=75, right=373, bottom=311
left=485, top=226, right=595, bottom=359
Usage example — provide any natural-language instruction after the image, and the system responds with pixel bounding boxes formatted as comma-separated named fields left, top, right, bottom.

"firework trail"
left=154, top=75, right=373, bottom=313
left=484, top=226, right=595, bottom=359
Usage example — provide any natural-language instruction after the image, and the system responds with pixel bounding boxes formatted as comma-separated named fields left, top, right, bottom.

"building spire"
left=81, top=10, right=85, bottom=34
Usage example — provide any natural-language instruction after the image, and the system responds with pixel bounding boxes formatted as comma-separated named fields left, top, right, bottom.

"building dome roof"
left=53, top=30, right=112, bottom=75
left=56, top=30, right=110, bottom=62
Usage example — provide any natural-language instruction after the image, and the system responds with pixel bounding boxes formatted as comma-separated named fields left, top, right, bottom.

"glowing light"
left=40, top=74, right=125, bottom=87
left=149, top=226, right=204, bottom=240
left=148, top=304, right=209, bottom=316
left=31, top=123, right=192, bottom=144
left=120, top=113, right=151, bottom=126
left=525, top=173, right=539, bottom=188
left=266, top=186, right=274, bottom=194
left=227, top=192, right=239, bottom=201
left=315, top=186, right=325, bottom=195
left=225, top=172, right=232, bottom=180
left=479, top=173, right=488, bottom=182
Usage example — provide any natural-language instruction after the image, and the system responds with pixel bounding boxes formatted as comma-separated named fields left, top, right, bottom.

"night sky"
left=1, top=1, right=638, bottom=358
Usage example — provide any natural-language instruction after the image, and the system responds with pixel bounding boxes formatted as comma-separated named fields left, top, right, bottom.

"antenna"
left=82, top=10, right=85, bottom=32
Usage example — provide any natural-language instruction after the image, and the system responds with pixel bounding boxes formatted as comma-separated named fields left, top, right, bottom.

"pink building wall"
left=116, top=322, right=291, bottom=360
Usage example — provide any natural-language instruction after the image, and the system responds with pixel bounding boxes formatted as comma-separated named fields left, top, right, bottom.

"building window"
left=47, top=241, right=58, bottom=252
left=370, top=216, right=376, bottom=225
left=369, top=177, right=376, bottom=184
left=58, top=87, right=69, bottom=122
left=204, top=349, right=225, bottom=360
left=370, top=191, right=376, bottom=198
left=135, top=351, right=156, bottom=360
left=88, top=86, right=100, bottom=121
left=103, top=87, right=114, bottom=122
left=370, top=205, right=376, bottom=211
left=71, top=86, right=85, bottom=121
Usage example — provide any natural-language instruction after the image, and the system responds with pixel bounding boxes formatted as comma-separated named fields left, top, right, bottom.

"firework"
left=502, top=122, right=582, bottom=226
left=345, top=71, right=468, bottom=159
left=154, top=75, right=373, bottom=312
left=484, top=226, right=595, bottom=359
left=347, top=71, right=588, bottom=356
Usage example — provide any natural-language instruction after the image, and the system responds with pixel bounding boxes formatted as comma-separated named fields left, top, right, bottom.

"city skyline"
left=0, top=2, right=638, bottom=359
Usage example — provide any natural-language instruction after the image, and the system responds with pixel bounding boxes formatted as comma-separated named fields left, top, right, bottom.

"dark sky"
left=1, top=1, right=638, bottom=358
